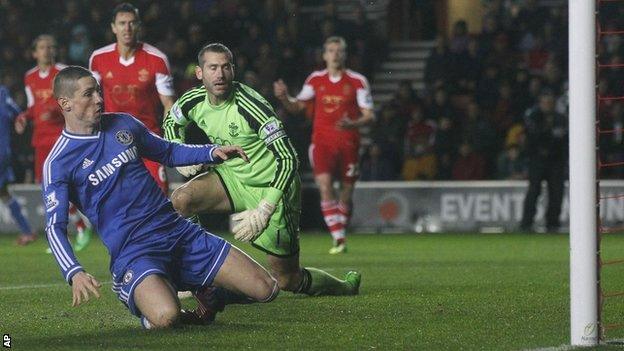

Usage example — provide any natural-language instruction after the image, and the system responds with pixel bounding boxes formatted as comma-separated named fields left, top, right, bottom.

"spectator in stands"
left=496, top=144, right=526, bottom=180
left=451, top=141, right=486, bottom=180
left=525, top=35, right=550, bottom=74
left=449, top=20, right=470, bottom=54
left=361, top=143, right=398, bottom=181
left=401, top=105, right=437, bottom=180
left=0, top=0, right=572, bottom=185
left=346, top=4, right=381, bottom=76
left=454, top=38, right=482, bottom=91
left=461, top=101, right=499, bottom=174
left=428, top=87, right=454, bottom=121
left=434, top=116, right=459, bottom=180
left=475, top=63, right=501, bottom=111
left=520, top=90, right=568, bottom=232
left=392, top=80, right=420, bottom=120
left=504, top=122, right=525, bottom=152
left=514, top=0, right=551, bottom=36
left=274, top=25, right=304, bottom=88
left=371, top=104, right=404, bottom=173
left=254, top=42, right=278, bottom=96
left=526, top=76, right=544, bottom=108
left=68, top=24, right=92, bottom=65
left=485, top=33, right=516, bottom=75
left=491, top=80, right=516, bottom=135
left=425, top=35, right=451, bottom=87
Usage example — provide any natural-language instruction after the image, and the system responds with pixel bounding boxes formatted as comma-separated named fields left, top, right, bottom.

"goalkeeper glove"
left=176, top=164, right=204, bottom=178
left=231, top=199, right=276, bottom=242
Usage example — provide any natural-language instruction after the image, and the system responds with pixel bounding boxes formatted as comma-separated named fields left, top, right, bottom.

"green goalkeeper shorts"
left=214, top=166, right=301, bottom=257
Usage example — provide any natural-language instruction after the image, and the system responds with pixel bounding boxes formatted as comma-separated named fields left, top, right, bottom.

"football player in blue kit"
left=0, top=84, right=37, bottom=245
left=43, top=65, right=279, bottom=328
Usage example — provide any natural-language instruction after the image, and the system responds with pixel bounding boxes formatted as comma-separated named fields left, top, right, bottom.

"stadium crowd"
left=364, top=0, right=570, bottom=181
left=0, top=0, right=596, bottom=183
left=1, top=0, right=385, bottom=182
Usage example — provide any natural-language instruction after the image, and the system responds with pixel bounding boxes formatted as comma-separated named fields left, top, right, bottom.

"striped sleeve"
left=42, top=137, right=83, bottom=284
left=124, top=114, right=219, bottom=166
left=235, top=83, right=299, bottom=204
left=162, top=86, right=205, bottom=143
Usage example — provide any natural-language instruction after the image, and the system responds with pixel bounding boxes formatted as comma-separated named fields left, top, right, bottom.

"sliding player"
left=44, top=65, right=276, bottom=328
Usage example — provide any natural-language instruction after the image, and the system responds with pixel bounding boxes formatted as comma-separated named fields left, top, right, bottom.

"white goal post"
left=569, top=0, right=599, bottom=346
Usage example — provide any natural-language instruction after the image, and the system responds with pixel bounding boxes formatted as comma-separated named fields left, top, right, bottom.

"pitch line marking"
left=523, top=345, right=579, bottom=351
left=0, top=281, right=112, bottom=291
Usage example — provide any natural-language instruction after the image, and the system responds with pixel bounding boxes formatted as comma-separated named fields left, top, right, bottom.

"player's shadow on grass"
left=21, top=322, right=267, bottom=349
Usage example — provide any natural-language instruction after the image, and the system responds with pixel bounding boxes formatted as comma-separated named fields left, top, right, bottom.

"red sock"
left=337, top=201, right=351, bottom=227
left=68, top=204, right=85, bottom=232
left=321, top=200, right=345, bottom=243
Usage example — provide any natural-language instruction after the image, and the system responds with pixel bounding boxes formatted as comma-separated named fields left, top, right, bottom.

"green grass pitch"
left=3, top=232, right=624, bottom=350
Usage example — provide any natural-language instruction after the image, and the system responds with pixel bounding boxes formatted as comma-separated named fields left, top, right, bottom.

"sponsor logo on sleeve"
left=45, top=191, right=59, bottom=213
left=261, top=121, right=279, bottom=135
left=170, top=103, right=185, bottom=123
left=261, top=121, right=286, bottom=145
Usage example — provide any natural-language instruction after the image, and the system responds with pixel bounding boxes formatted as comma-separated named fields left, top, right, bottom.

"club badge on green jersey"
left=228, top=122, right=239, bottom=137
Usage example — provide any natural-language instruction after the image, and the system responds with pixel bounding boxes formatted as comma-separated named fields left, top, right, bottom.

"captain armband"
left=264, top=130, right=287, bottom=146
left=260, top=120, right=287, bottom=146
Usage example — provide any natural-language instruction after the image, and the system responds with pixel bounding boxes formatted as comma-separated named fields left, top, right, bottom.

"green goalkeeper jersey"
left=163, top=82, right=299, bottom=205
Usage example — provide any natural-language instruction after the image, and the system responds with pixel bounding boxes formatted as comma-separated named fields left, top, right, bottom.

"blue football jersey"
left=0, top=85, right=22, bottom=157
left=42, top=113, right=220, bottom=283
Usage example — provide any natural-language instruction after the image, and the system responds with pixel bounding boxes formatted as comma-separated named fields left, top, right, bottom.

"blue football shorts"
left=112, top=222, right=231, bottom=317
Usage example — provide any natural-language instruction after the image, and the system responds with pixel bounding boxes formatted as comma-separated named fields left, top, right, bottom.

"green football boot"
left=329, top=243, right=347, bottom=254
left=74, top=227, right=93, bottom=252
left=345, top=271, right=361, bottom=295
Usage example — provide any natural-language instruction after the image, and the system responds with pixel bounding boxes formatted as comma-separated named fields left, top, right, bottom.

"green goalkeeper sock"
left=295, top=267, right=361, bottom=296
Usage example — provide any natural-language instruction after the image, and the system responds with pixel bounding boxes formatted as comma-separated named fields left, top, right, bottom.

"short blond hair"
left=323, top=36, right=347, bottom=52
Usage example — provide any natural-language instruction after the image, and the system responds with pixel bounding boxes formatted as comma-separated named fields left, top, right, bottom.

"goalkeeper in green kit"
left=163, top=43, right=361, bottom=322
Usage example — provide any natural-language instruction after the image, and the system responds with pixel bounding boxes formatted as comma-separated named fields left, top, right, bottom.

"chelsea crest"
left=116, top=130, right=134, bottom=145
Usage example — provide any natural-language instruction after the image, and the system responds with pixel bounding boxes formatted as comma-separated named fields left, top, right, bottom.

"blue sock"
left=8, top=198, right=33, bottom=235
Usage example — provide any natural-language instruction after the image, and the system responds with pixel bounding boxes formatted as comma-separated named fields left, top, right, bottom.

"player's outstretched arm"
left=71, top=271, right=101, bottom=307
left=211, top=145, right=249, bottom=163
left=176, top=146, right=249, bottom=178
left=126, top=114, right=236, bottom=167
left=273, top=79, right=306, bottom=114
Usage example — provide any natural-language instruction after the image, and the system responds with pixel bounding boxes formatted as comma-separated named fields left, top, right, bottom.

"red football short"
left=308, top=142, right=360, bottom=183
